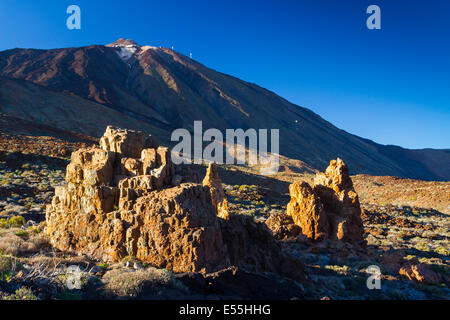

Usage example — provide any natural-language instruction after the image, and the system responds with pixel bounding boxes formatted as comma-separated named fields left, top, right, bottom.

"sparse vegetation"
left=2, top=287, right=38, bottom=300
left=102, top=267, right=188, bottom=298
left=0, top=254, right=22, bottom=281
left=0, top=131, right=449, bottom=300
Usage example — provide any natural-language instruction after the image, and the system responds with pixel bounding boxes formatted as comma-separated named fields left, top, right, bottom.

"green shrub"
left=0, top=255, right=22, bottom=281
left=415, top=242, right=431, bottom=252
left=8, top=216, right=25, bottom=227
left=10, top=287, right=38, bottom=300
left=239, top=185, right=249, bottom=192
left=98, top=262, right=108, bottom=271
left=0, top=218, right=7, bottom=229
left=15, top=230, right=29, bottom=239
left=324, top=265, right=351, bottom=275
left=27, top=226, right=43, bottom=234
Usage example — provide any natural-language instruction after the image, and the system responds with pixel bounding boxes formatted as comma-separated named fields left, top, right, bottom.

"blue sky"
left=0, top=0, right=449, bottom=149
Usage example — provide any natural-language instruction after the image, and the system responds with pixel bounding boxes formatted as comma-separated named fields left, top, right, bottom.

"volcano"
left=0, top=39, right=448, bottom=180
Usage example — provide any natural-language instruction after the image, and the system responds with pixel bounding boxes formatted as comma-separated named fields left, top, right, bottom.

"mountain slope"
left=0, top=39, right=448, bottom=180
left=0, top=76, right=169, bottom=140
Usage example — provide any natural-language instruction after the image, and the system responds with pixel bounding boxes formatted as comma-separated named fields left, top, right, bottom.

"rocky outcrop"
left=313, top=159, right=365, bottom=244
left=177, top=266, right=306, bottom=299
left=202, top=163, right=229, bottom=219
left=126, top=183, right=228, bottom=272
left=285, top=158, right=365, bottom=245
left=46, top=126, right=305, bottom=278
left=399, top=261, right=442, bottom=285
left=286, top=181, right=330, bottom=240
left=220, top=214, right=304, bottom=280
left=265, top=212, right=301, bottom=240
left=46, top=126, right=225, bottom=272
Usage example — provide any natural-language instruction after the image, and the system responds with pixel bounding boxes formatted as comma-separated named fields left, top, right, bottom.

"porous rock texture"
left=264, top=212, right=301, bottom=240
left=220, top=213, right=304, bottom=280
left=202, top=162, right=229, bottom=219
left=46, top=126, right=225, bottom=272
left=284, top=158, right=365, bottom=245
left=46, top=126, right=304, bottom=278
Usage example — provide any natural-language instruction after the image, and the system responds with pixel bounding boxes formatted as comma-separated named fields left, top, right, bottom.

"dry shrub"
left=2, top=287, right=39, bottom=300
left=23, top=254, right=88, bottom=267
left=102, top=267, right=187, bottom=298
left=0, top=228, right=49, bottom=256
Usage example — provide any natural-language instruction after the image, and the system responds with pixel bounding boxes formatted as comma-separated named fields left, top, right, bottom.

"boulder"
left=285, top=158, right=365, bottom=245
left=66, top=147, right=115, bottom=186
left=129, top=183, right=228, bottom=273
left=99, top=125, right=157, bottom=159
left=177, top=266, right=306, bottom=299
left=286, top=181, right=329, bottom=240
left=399, top=261, right=442, bottom=285
left=202, top=163, right=229, bottom=219
left=265, top=212, right=301, bottom=240
left=220, top=213, right=305, bottom=280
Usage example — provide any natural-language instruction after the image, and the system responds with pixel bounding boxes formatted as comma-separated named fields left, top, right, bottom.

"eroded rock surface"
left=220, top=213, right=304, bottom=280
left=46, top=126, right=304, bottom=278
left=265, top=212, right=301, bottom=240
left=202, top=163, right=229, bottom=219
left=399, top=261, right=442, bottom=285
left=286, top=181, right=330, bottom=240
left=285, top=158, right=365, bottom=245
left=46, top=126, right=225, bottom=272
left=177, top=266, right=306, bottom=299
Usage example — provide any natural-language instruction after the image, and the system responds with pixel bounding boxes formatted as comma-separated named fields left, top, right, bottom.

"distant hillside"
left=0, top=39, right=448, bottom=180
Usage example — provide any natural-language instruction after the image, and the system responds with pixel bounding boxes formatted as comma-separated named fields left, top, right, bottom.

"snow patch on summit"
left=115, top=45, right=137, bottom=60
left=111, top=43, right=158, bottom=61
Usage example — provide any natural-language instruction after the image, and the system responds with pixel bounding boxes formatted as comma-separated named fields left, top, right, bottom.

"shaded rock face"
left=286, top=158, right=365, bottom=245
left=125, top=183, right=228, bottom=273
left=220, top=214, right=305, bottom=280
left=202, top=163, right=229, bottom=219
left=46, top=126, right=304, bottom=278
left=399, top=261, right=442, bottom=285
left=265, top=212, right=301, bottom=240
left=177, top=266, right=306, bottom=299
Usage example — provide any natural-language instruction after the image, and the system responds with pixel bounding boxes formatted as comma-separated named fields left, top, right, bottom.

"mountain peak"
left=106, top=38, right=144, bottom=61
left=1, top=42, right=449, bottom=181
left=107, top=38, right=140, bottom=48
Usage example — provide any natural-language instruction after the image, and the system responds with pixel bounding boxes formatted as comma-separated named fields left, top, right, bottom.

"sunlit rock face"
left=202, top=163, right=229, bottom=220
left=45, top=126, right=226, bottom=272
left=286, top=158, right=365, bottom=246
left=46, top=126, right=305, bottom=279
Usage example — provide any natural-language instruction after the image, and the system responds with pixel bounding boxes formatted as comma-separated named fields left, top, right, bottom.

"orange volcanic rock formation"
left=46, top=126, right=304, bottom=278
left=46, top=126, right=225, bottom=272
left=285, top=158, right=365, bottom=245
left=202, top=162, right=229, bottom=219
